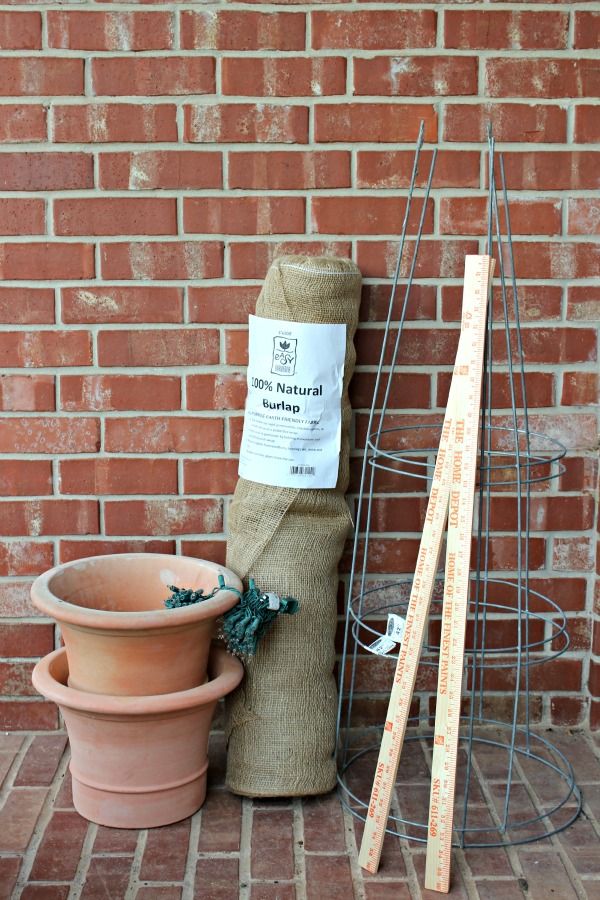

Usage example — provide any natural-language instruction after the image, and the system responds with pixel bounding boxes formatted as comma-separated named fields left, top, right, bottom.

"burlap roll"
left=225, top=255, right=361, bottom=796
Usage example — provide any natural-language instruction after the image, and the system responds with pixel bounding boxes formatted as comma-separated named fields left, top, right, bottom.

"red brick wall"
left=0, top=3, right=598, bottom=730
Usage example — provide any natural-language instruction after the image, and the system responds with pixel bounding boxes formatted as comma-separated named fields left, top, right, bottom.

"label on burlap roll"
left=239, top=314, right=346, bottom=489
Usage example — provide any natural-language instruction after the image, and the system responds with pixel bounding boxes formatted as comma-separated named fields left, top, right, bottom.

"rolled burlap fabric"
left=225, top=255, right=361, bottom=796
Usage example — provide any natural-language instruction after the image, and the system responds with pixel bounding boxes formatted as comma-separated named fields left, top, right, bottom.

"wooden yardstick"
left=358, top=255, right=494, bottom=891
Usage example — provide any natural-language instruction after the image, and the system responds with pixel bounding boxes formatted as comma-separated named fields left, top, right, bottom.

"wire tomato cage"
left=336, top=124, right=581, bottom=851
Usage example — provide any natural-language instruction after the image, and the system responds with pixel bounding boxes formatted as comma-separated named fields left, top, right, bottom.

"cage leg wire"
left=335, top=128, right=581, bottom=851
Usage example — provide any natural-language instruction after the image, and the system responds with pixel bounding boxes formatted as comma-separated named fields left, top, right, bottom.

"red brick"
left=93, top=826, right=138, bottom=854
left=229, top=417, right=243, bottom=454
left=81, top=858, right=133, bottom=900
left=574, top=105, right=600, bottom=142
left=48, top=10, right=174, bottom=50
left=562, top=372, right=598, bottom=407
left=551, top=696, right=586, bottom=726
left=0, top=199, right=44, bottom=235
left=361, top=283, right=437, bottom=322
left=312, top=196, right=433, bottom=235
left=0, top=788, right=48, bottom=851
left=93, top=57, right=215, bottom=97
left=219, top=330, right=246, bottom=367
left=184, top=103, right=308, bottom=144
left=559, top=456, right=598, bottom=493
left=15, top=735, right=67, bottom=785
left=438, top=370, right=554, bottom=409
left=229, top=240, right=351, bottom=279
left=356, top=327, right=458, bottom=366
left=0, top=623, right=54, bottom=657
left=188, top=286, right=259, bottom=324
left=315, top=104, right=436, bottom=142
left=440, top=197, right=561, bottom=236
left=99, top=151, right=222, bottom=190
left=0, top=331, right=91, bottom=368
left=312, top=10, right=436, bottom=49
left=60, top=458, right=178, bottom=495
left=356, top=239, right=477, bottom=278
left=553, top=536, right=595, bottom=571
left=183, top=459, right=239, bottom=495
left=185, top=196, right=305, bottom=235
left=60, top=374, right=181, bottom=412
left=354, top=56, right=478, bottom=96
left=510, top=242, right=599, bottom=279
left=139, top=819, right=190, bottom=882
left=357, top=149, right=480, bottom=189
left=197, top=790, right=241, bottom=852
left=104, top=416, right=223, bottom=453
left=0, top=104, right=46, bottom=142
left=59, top=539, right=174, bottom=563
left=0, top=460, right=52, bottom=497
left=568, top=199, right=600, bottom=235
left=0, top=243, right=93, bottom=281
left=104, top=498, right=222, bottom=536
left=61, top=286, right=182, bottom=324
left=0, top=702, right=57, bottom=731
left=0, top=418, right=99, bottom=454
left=180, top=540, right=226, bottom=567
left=0, top=661, right=37, bottom=697
left=0, top=500, right=99, bottom=537
left=0, top=11, right=41, bottom=48
left=351, top=371, right=431, bottom=410
left=0, top=856, right=20, bottom=897
left=181, top=10, right=305, bottom=51
left=98, top=328, right=219, bottom=367
left=194, top=858, right=238, bottom=900
left=228, top=150, right=350, bottom=190
left=488, top=495, right=595, bottom=532
left=444, top=103, right=567, bottom=142
left=0, top=152, right=92, bottom=190
left=53, top=104, right=177, bottom=143
left=574, top=11, right=600, bottom=48
left=21, top=885, right=70, bottom=900
left=0, top=540, right=53, bottom=576
left=186, top=373, right=247, bottom=410
left=30, top=810, right=88, bottom=881
left=223, top=57, right=345, bottom=96
left=100, top=240, right=223, bottom=280
left=445, top=10, right=568, bottom=49
left=252, top=809, right=294, bottom=880
left=305, top=855, right=353, bottom=898
left=0, top=58, right=82, bottom=96
left=485, top=58, right=598, bottom=98
left=0, top=375, right=55, bottom=412
left=441, top=284, right=563, bottom=323
left=55, top=198, right=177, bottom=237
left=567, top=286, right=600, bottom=322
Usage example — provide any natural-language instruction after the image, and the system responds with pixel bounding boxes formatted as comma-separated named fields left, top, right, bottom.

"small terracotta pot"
left=31, top=553, right=242, bottom=695
left=32, top=644, right=243, bottom=828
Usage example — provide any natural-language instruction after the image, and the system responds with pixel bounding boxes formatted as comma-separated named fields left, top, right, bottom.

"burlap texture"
left=225, top=255, right=361, bottom=796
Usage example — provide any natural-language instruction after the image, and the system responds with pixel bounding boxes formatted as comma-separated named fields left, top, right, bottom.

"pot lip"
left=33, top=644, right=244, bottom=716
left=31, top=553, right=242, bottom=630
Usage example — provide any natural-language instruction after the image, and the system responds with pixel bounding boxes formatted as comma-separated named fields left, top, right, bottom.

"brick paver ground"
left=1, top=729, right=600, bottom=899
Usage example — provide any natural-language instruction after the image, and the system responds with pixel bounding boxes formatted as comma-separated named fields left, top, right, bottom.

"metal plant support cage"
left=336, top=126, right=582, bottom=851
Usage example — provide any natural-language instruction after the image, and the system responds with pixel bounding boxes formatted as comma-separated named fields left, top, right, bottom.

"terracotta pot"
left=31, top=553, right=242, bottom=695
left=32, top=644, right=243, bottom=828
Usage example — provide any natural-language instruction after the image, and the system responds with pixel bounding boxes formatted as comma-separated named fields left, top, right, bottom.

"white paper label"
left=386, top=613, right=406, bottom=643
left=264, top=592, right=281, bottom=611
left=238, top=315, right=346, bottom=489
left=368, top=636, right=398, bottom=656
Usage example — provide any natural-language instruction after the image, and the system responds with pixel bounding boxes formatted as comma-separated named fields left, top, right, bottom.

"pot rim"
left=33, top=644, right=244, bottom=716
left=31, top=553, right=242, bottom=631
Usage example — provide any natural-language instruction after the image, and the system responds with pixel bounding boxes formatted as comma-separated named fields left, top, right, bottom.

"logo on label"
left=271, top=336, right=297, bottom=375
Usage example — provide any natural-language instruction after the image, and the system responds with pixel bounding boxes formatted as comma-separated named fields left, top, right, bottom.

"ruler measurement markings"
left=358, top=256, right=490, bottom=877
left=425, top=255, right=494, bottom=893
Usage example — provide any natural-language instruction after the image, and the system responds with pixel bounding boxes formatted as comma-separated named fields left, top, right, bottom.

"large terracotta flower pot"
left=32, top=644, right=243, bottom=828
left=31, top=553, right=242, bottom=695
